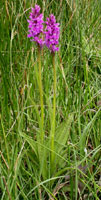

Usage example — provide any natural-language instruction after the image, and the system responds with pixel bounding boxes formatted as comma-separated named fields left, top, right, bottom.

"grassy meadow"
left=0, top=0, right=101, bottom=199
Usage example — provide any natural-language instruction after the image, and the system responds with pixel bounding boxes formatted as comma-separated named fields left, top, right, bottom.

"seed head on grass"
left=27, top=5, right=45, bottom=47
left=45, top=14, right=60, bottom=52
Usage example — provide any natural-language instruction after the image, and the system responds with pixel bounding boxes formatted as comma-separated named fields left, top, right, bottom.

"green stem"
left=51, top=52, right=56, bottom=165
left=38, top=46, right=44, bottom=143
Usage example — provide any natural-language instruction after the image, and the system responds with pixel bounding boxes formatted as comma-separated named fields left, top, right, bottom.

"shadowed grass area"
left=0, top=0, right=101, bottom=199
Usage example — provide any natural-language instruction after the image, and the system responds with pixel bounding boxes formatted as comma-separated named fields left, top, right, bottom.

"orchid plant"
left=27, top=4, right=62, bottom=176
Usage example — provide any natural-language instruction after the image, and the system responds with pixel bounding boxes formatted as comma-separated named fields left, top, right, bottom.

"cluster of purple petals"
left=45, top=14, right=60, bottom=52
left=27, top=5, right=60, bottom=52
left=27, top=5, right=45, bottom=47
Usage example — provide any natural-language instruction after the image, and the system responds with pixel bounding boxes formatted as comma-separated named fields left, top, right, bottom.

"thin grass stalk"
left=38, top=46, right=44, bottom=143
left=1, top=118, right=10, bottom=164
left=24, top=68, right=27, bottom=130
left=51, top=52, right=56, bottom=167
left=78, top=10, right=82, bottom=156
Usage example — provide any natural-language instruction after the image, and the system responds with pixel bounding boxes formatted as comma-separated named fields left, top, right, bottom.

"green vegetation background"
left=0, top=0, right=101, bottom=199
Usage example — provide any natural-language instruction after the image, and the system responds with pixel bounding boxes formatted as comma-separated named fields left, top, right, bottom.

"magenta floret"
left=45, top=14, right=60, bottom=52
left=27, top=5, right=45, bottom=47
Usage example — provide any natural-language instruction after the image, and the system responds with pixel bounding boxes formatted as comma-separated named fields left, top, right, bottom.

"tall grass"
left=0, top=0, right=101, bottom=199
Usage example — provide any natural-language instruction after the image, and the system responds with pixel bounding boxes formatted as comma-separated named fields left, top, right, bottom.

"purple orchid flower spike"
left=27, top=5, right=45, bottom=47
left=45, top=14, right=60, bottom=52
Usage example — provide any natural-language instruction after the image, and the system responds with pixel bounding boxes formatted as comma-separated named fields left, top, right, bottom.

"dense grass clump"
left=0, top=0, right=101, bottom=199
